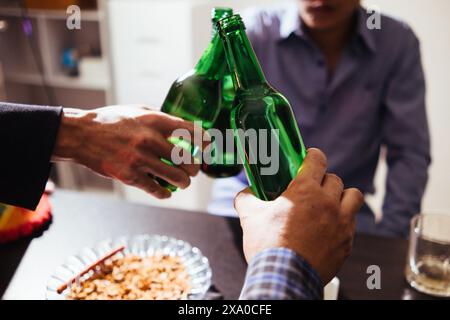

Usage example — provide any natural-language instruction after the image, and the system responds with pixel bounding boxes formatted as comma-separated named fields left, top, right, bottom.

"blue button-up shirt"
left=209, top=4, right=430, bottom=238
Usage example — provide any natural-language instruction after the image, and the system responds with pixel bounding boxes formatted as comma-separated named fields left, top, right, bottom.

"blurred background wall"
left=0, top=0, right=448, bottom=215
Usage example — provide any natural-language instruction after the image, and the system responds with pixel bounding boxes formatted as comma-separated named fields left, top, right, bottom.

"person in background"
left=0, top=103, right=363, bottom=300
left=209, top=0, right=431, bottom=238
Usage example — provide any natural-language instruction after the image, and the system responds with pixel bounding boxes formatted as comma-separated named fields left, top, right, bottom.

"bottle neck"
left=211, top=9, right=232, bottom=38
left=194, top=32, right=226, bottom=79
left=221, top=26, right=268, bottom=92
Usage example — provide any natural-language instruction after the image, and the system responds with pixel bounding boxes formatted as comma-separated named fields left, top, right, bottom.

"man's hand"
left=234, top=148, right=364, bottom=284
left=53, top=105, right=202, bottom=199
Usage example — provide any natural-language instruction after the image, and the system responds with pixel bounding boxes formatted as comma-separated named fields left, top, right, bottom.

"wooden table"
left=0, top=190, right=442, bottom=300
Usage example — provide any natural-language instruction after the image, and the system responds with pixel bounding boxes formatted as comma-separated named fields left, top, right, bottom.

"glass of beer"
left=405, top=214, right=450, bottom=297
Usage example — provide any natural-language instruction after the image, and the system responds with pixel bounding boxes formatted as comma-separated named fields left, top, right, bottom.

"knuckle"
left=328, top=173, right=343, bottom=186
left=136, top=135, right=154, bottom=148
left=296, top=179, right=318, bottom=194
left=354, top=188, right=364, bottom=202
left=182, top=176, right=191, bottom=188
left=170, top=170, right=190, bottom=188
left=144, top=114, right=157, bottom=126
left=127, top=155, right=143, bottom=168
left=309, top=148, right=327, bottom=168
left=145, top=184, right=158, bottom=195
left=152, top=192, right=165, bottom=199
left=233, top=190, right=249, bottom=212
left=119, top=171, right=138, bottom=186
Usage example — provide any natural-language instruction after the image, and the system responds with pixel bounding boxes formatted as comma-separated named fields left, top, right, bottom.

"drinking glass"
left=405, top=213, right=450, bottom=297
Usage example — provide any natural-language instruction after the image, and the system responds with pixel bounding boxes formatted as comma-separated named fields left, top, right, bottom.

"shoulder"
left=363, top=8, right=421, bottom=54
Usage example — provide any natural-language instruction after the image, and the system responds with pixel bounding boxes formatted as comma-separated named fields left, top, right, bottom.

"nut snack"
left=68, top=254, right=191, bottom=300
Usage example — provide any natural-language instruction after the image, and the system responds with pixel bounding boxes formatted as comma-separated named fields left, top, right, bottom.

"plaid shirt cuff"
left=239, top=248, right=324, bottom=300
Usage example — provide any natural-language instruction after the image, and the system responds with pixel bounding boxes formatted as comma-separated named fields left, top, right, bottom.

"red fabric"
left=0, top=194, right=52, bottom=244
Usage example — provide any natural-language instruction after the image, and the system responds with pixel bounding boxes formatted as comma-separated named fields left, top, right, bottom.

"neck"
left=306, top=15, right=355, bottom=56
left=194, top=33, right=226, bottom=78
left=222, top=27, right=267, bottom=91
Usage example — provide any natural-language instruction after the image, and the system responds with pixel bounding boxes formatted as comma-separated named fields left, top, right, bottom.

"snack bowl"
left=46, top=234, right=212, bottom=300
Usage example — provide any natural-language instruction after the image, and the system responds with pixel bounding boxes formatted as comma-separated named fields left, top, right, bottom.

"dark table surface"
left=0, top=190, right=440, bottom=300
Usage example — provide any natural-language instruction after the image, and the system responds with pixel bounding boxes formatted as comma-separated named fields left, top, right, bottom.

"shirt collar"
left=278, top=6, right=377, bottom=53
left=278, top=6, right=304, bottom=40
left=355, top=6, right=377, bottom=53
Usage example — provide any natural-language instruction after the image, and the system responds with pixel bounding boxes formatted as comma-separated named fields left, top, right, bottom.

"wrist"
left=53, top=108, right=90, bottom=161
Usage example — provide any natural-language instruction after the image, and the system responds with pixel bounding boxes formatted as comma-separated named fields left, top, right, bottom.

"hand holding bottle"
left=53, top=105, right=202, bottom=199
left=234, top=148, right=364, bottom=284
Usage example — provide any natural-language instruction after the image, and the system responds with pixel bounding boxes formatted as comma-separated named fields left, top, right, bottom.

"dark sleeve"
left=0, top=102, right=62, bottom=210
left=378, top=28, right=431, bottom=237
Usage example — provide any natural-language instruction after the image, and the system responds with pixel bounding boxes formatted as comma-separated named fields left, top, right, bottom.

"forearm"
left=53, top=108, right=91, bottom=161
left=379, top=150, right=430, bottom=237
left=379, top=28, right=430, bottom=238
left=240, top=248, right=323, bottom=300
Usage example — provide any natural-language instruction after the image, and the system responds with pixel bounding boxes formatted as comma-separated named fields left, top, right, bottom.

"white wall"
left=363, top=0, right=450, bottom=216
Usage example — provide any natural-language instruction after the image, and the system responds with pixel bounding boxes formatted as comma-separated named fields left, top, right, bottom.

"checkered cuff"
left=239, top=248, right=324, bottom=300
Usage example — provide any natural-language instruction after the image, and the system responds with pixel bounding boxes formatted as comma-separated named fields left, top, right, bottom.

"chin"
left=304, top=16, right=340, bottom=30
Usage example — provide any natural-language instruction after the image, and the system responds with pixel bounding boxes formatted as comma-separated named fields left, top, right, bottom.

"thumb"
left=233, top=187, right=265, bottom=218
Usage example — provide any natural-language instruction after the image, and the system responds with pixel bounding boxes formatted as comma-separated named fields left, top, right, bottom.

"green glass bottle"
left=161, top=8, right=229, bottom=128
left=217, top=14, right=307, bottom=201
left=200, top=8, right=241, bottom=178
left=160, top=7, right=240, bottom=189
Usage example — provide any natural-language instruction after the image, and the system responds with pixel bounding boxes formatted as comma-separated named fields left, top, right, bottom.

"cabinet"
left=0, top=1, right=115, bottom=194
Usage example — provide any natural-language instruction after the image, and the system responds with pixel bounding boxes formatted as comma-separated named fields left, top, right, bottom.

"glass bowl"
left=46, top=234, right=212, bottom=300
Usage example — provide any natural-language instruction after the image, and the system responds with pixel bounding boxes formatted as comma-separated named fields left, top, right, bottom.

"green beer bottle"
left=160, top=7, right=240, bottom=189
left=200, top=8, right=241, bottom=178
left=161, top=8, right=229, bottom=128
left=217, top=14, right=307, bottom=201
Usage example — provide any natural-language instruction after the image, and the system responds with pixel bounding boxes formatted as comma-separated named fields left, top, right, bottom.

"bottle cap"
left=211, top=7, right=233, bottom=23
left=216, top=14, right=245, bottom=36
